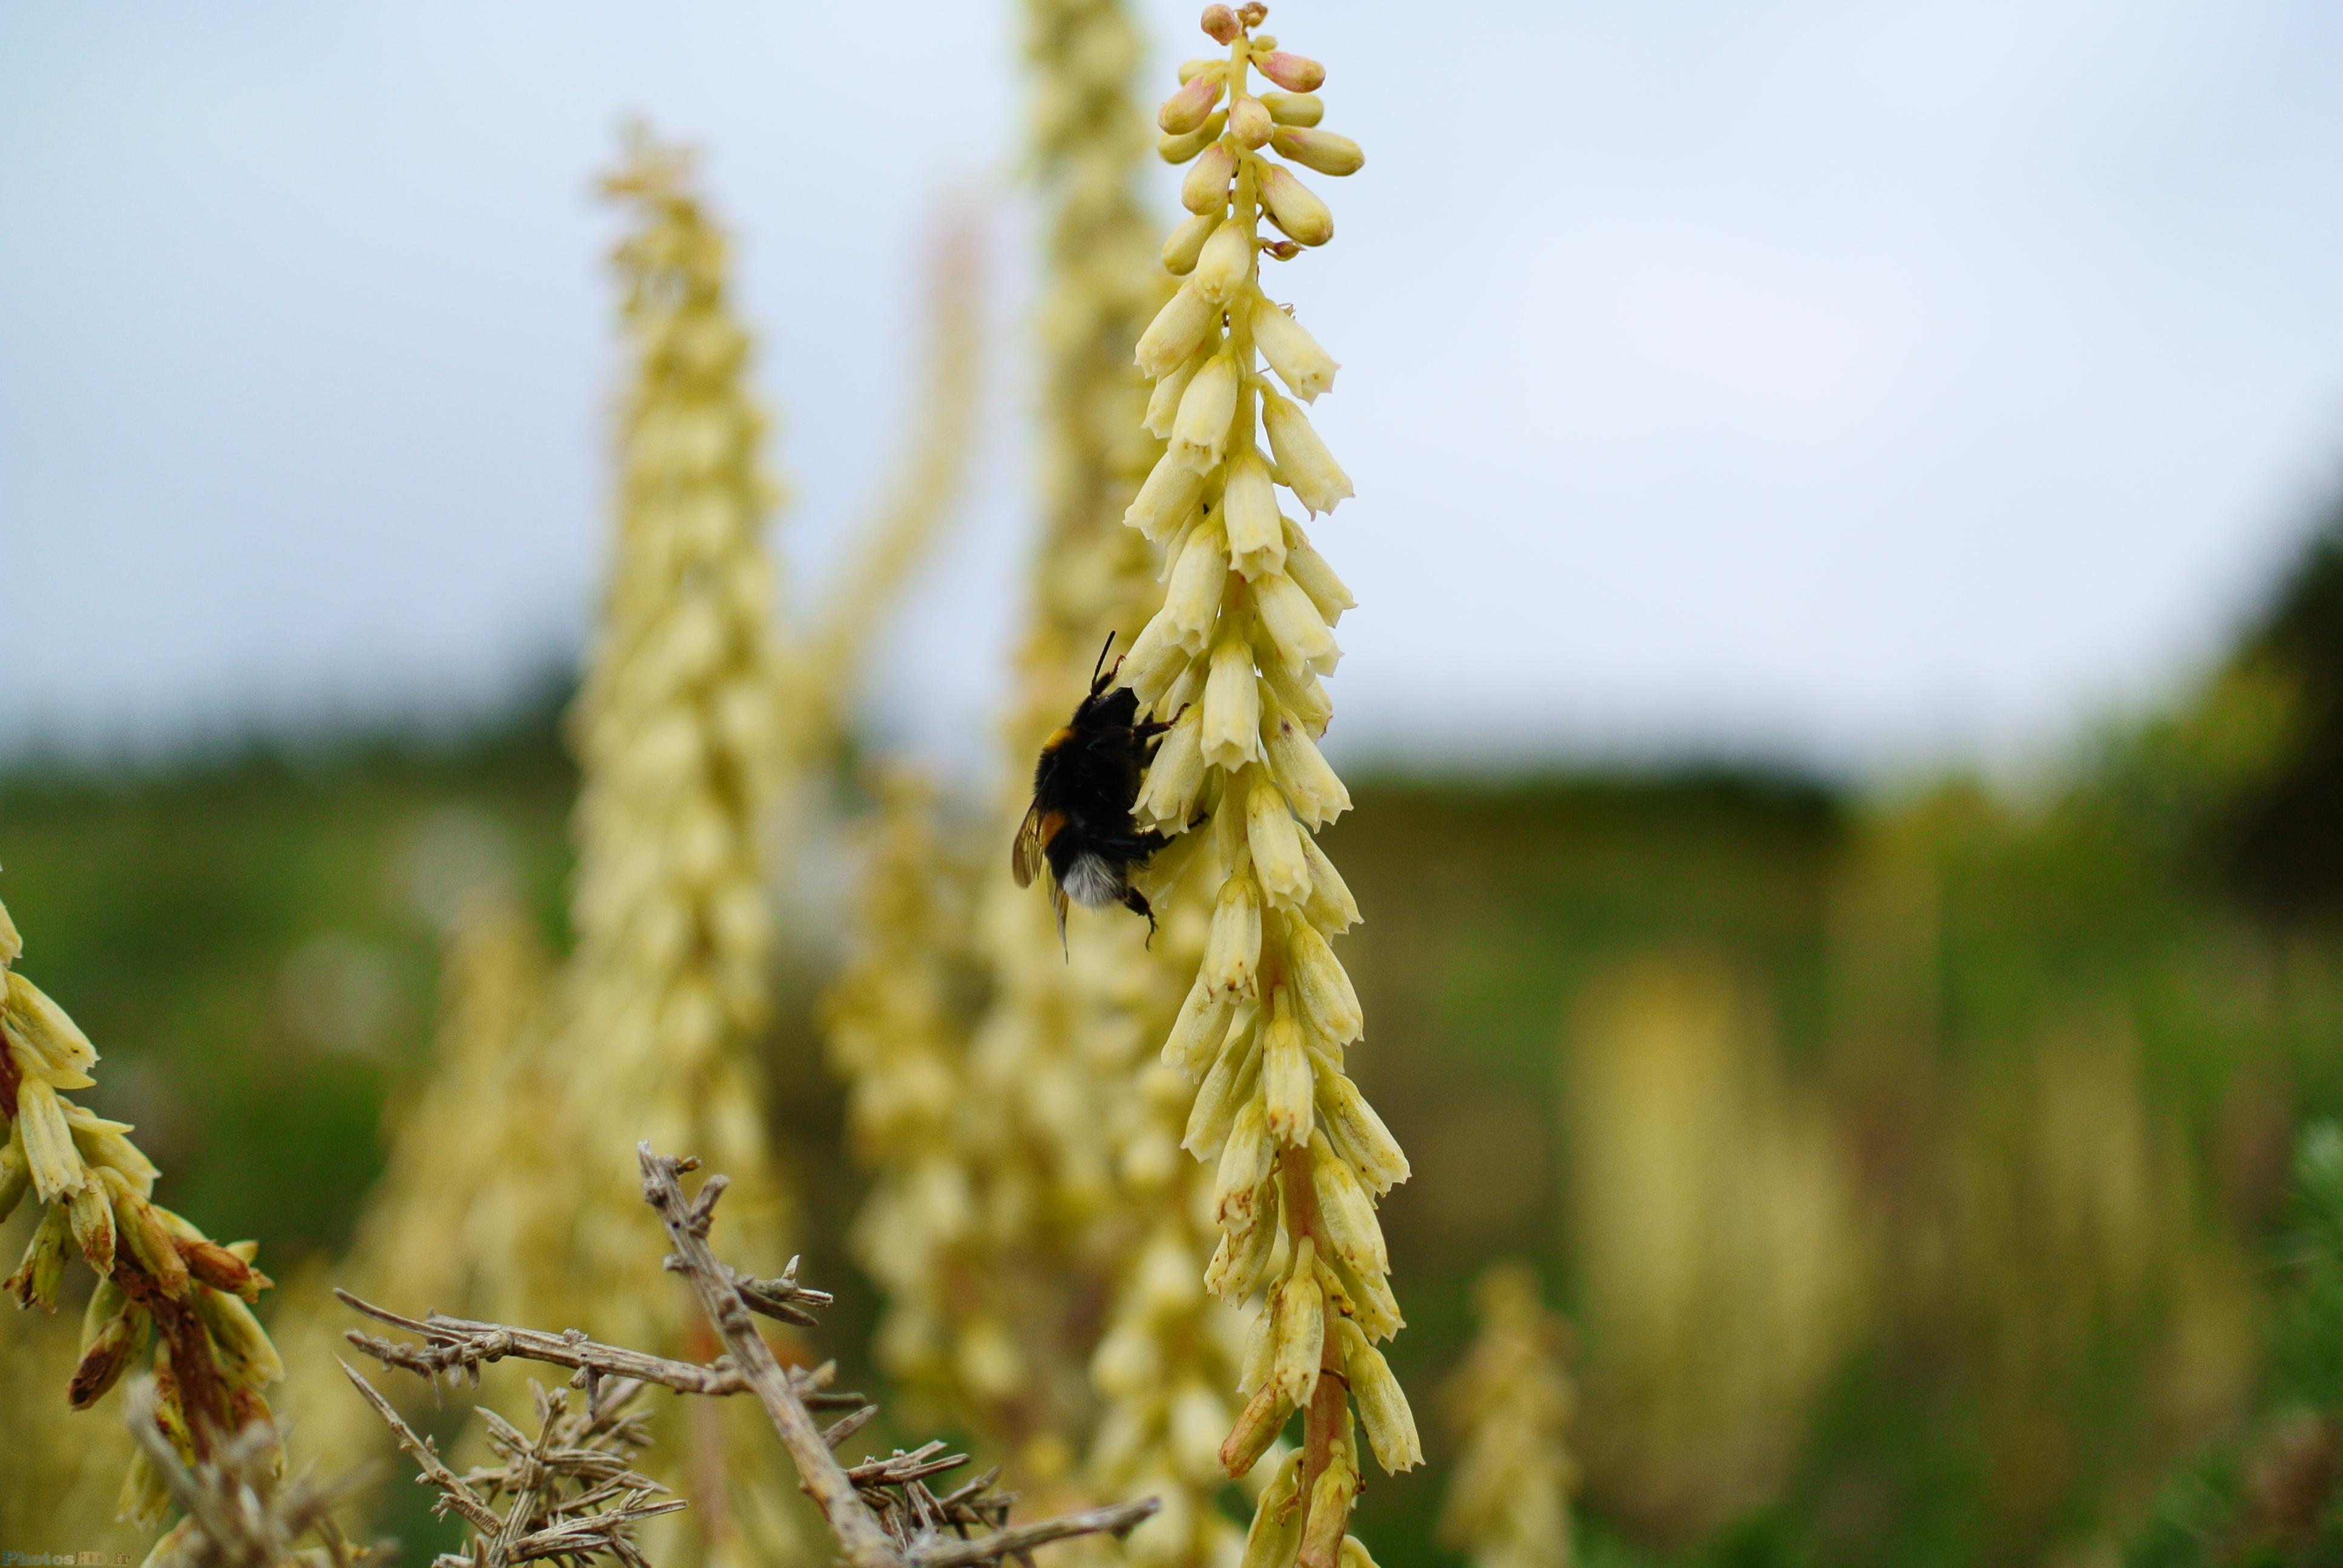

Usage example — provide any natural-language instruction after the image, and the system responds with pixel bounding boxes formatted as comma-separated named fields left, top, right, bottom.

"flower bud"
left=1297, top=1439, right=1360, bottom=1568
left=69, top=1296, right=148, bottom=1410
left=1179, top=56, right=1222, bottom=83
left=1246, top=775, right=1312, bottom=907
left=1262, top=988, right=1313, bottom=1145
left=1219, top=1379, right=1291, bottom=1479
left=119, top=1448, right=171, bottom=1530
left=1271, top=1240, right=1326, bottom=1406
left=113, top=1178, right=190, bottom=1299
left=1265, top=658, right=1333, bottom=739
left=1207, top=1175, right=1280, bottom=1298
left=1262, top=390, right=1353, bottom=514
left=67, top=1181, right=114, bottom=1276
left=195, top=1285, right=284, bottom=1389
left=1204, top=872, right=1264, bottom=996
left=1146, top=348, right=1210, bottom=438
left=1163, top=212, right=1218, bottom=279
left=6, top=1205, right=72, bottom=1310
left=1184, top=1005, right=1259, bottom=1156
left=1255, top=50, right=1326, bottom=93
left=0, top=1138, right=27, bottom=1227
left=1214, top=1098, right=1274, bottom=1229
left=1251, top=295, right=1338, bottom=402
left=1263, top=91, right=1324, bottom=128
left=1288, top=920, right=1362, bottom=1042
left=1201, top=5, right=1242, bottom=45
left=1230, top=94, right=1275, bottom=149
left=1139, top=705, right=1210, bottom=828
left=1262, top=237, right=1302, bottom=261
left=1316, top=1067, right=1408, bottom=1194
left=1308, top=1132, right=1387, bottom=1276
left=1183, top=142, right=1239, bottom=215
left=1126, top=448, right=1207, bottom=540
left=1237, top=1301, right=1275, bottom=1395
left=1266, top=709, right=1350, bottom=829
left=15, top=1078, right=84, bottom=1203
left=1336, top=1318, right=1423, bottom=1472
left=1138, top=279, right=1219, bottom=381
left=1259, top=163, right=1333, bottom=247
left=1253, top=570, right=1339, bottom=678
left=179, top=1233, right=268, bottom=1302
left=1271, top=127, right=1365, bottom=177
left=1224, top=452, right=1287, bottom=581
left=1167, top=520, right=1231, bottom=651
left=1159, top=110, right=1230, bottom=165
left=1282, top=520, right=1355, bottom=621
left=1324, top=1248, right=1403, bottom=1341
left=1203, top=634, right=1262, bottom=768
left=1121, top=612, right=1193, bottom=710
left=1159, top=70, right=1226, bottom=136
left=1194, top=218, right=1257, bottom=305
left=1172, top=353, right=1242, bottom=474
left=1239, top=1452, right=1306, bottom=1568
left=6, top=974, right=98, bottom=1083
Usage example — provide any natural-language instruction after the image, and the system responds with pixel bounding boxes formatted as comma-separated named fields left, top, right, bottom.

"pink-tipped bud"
left=1229, top=94, right=1274, bottom=149
left=1254, top=50, right=1324, bottom=93
left=1159, top=110, right=1228, bottom=165
left=1182, top=141, right=1238, bottom=215
left=1272, top=126, right=1363, bottom=177
left=1237, top=2, right=1269, bottom=27
left=1259, top=163, right=1333, bottom=246
left=1160, top=71, right=1226, bottom=136
left=1201, top=4, right=1240, bottom=43
left=1263, top=91, right=1323, bottom=128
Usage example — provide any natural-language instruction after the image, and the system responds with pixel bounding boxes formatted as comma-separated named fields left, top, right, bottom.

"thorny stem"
left=635, top=1145, right=913, bottom=1568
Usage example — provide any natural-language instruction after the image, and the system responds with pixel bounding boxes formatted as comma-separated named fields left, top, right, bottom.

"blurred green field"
left=7, top=531, right=2343, bottom=1565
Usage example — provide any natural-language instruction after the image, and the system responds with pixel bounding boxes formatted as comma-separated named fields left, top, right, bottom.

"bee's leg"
left=1121, top=884, right=1158, bottom=944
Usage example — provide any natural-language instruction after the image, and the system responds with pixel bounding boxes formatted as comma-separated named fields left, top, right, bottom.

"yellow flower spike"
left=1113, top=8, right=1411, bottom=1564
left=1438, top=1264, right=1578, bottom=1568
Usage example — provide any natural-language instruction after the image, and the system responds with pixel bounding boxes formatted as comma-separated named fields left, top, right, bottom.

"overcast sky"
left=7, top=1, right=2343, bottom=779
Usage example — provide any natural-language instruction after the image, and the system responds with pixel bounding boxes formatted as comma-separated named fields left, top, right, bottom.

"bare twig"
left=912, top=1500, right=1162, bottom=1568
left=637, top=1143, right=913, bottom=1568
left=340, top=1143, right=1156, bottom=1568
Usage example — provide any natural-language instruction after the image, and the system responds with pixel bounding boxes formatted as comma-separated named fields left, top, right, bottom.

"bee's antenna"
left=1090, top=631, right=1118, bottom=690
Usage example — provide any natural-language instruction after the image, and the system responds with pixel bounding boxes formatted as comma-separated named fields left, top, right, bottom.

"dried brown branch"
left=339, top=1143, right=1157, bottom=1568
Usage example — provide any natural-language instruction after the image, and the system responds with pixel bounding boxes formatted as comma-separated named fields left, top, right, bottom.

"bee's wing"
left=1012, top=802, right=1046, bottom=889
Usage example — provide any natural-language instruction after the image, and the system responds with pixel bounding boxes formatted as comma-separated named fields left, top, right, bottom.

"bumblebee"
left=1014, top=634, right=1173, bottom=943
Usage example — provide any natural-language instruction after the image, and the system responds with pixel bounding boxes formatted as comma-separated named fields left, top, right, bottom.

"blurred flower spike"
left=1115, top=8, right=1409, bottom=1568
left=0, top=892, right=286, bottom=1535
